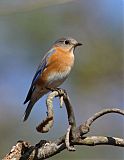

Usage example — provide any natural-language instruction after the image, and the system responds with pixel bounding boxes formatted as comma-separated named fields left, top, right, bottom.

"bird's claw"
left=46, top=87, right=66, bottom=108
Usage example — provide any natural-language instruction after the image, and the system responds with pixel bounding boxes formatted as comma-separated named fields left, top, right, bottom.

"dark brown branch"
left=62, top=90, right=76, bottom=132
left=3, top=91, right=124, bottom=160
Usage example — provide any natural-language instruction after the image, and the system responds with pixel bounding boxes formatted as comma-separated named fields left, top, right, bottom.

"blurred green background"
left=0, top=0, right=123, bottom=159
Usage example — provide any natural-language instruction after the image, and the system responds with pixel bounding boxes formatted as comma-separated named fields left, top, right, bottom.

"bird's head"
left=53, top=37, right=82, bottom=52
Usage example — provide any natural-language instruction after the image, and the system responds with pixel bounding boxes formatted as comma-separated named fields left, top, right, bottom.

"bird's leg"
left=45, top=87, right=57, bottom=92
left=46, top=87, right=65, bottom=94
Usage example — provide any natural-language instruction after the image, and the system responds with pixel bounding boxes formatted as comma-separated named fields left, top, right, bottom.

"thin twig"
left=79, top=108, right=124, bottom=136
left=65, top=125, right=76, bottom=151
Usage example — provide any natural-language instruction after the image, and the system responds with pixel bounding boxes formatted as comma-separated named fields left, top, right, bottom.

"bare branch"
left=3, top=136, right=124, bottom=160
left=36, top=91, right=58, bottom=133
left=73, top=136, right=124, bottom=147
left=65, top=125, right=76, bottom=151
left=3, top=90, right=124, bottom=160
left=79, top=108, right=124, bottom=136
left=86, top=108, right=124, bottom=127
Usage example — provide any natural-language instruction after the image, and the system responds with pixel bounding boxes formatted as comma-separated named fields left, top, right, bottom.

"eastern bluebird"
left=23, top=37, right=82, bottom=121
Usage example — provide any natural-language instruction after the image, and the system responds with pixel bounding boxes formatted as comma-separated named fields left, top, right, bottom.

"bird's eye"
left=64, top=40, right=70, bottom=45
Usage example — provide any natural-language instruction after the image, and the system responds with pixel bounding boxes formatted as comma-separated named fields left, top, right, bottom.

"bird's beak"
left=75, top=42, right=83, bottom=47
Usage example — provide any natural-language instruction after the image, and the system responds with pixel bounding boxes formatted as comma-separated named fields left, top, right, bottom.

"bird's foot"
left=46, top=87, right=67, bottom=108
left=46, top=87, right=65, bottom=93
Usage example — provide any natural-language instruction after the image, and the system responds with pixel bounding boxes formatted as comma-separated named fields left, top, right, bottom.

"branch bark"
left=3, top=91, right=124, bottom=160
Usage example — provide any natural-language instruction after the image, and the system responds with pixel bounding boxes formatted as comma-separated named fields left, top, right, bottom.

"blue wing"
left=24, top=48, right=56, bottom=104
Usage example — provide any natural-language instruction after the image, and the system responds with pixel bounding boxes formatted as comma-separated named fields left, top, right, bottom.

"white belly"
left=47, top=67, right=71, bottom=88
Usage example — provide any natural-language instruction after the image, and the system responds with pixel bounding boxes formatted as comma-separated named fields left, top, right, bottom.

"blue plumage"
left=24, top=48, right=56, bottom=104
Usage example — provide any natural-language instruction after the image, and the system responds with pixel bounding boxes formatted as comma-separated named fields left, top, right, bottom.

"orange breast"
left=36, top=47, right=74, bottom=86
left=48, top=47, right=74, bottom=70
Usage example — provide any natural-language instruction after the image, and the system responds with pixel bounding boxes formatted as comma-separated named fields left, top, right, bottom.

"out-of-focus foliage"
left=0, top=0, right=123, bottom=159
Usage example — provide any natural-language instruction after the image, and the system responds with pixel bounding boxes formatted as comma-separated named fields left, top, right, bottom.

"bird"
left=23, top=37, right=82, bottom=121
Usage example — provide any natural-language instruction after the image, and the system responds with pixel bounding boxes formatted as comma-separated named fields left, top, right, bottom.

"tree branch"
left=3, top=90, right=124, bottom=160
